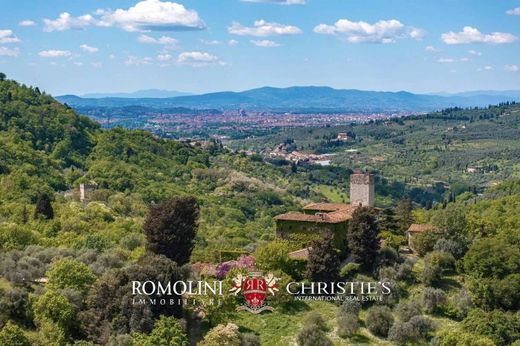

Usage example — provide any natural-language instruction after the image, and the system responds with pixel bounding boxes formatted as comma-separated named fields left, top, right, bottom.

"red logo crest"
left=229, top=272, right=280, bottom=314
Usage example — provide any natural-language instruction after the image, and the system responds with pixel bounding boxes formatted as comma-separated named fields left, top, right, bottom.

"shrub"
left=434, top=238, right=467, bottom=259
left=303, top=311, right=327, bottom=331
left=436, top=327, right=494, bottom=346
left=296, top=325, right=332, bottom=346
left=0, top=321, right=31, bottom=346
left=46, top=258, right=97, bottom=293
left=146, top=316, right=188, bottom=346
left=411, top=231, right=438, bottom=256
left=241, top=333, right=260, bottom=346
left=395, top=301, right=422, bottom=322
left=339, top=262, right=360, bottom=279
left=422, top=287, right=447, bottom=313
left=338, top=299, right=361, bottom=316
left=366, top=306, right=394, bottom=337
left=199, top=323, right=241, bottom=346
left=337, top=313, right=359, bottom=337
left=462, top=309, right=520, bottom=346
left=388, top=315, right=434, bottom=344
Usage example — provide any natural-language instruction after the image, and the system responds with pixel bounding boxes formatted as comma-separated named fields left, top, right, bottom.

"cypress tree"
left=143, top=196, right=199, bottom=265
left=348, top=207, right=380, bottom=270
left=306, top=232, right=340, bottom=282
left=34, top=193, right=54, bottom=220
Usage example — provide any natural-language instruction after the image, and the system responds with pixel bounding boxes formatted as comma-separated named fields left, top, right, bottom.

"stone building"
left=79, top=183, right=96, bottom=202
left=274, top=172, right=375, bottom=250
left=350, top=171, right=375, bottom=207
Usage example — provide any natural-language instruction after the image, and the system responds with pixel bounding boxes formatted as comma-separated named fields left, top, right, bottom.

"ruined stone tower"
left=350, top=172, right=375, bottom=207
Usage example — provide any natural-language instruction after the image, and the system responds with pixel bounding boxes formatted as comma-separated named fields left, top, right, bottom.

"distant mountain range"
left=57, top=87, right=520, bottom=113
left=81, top=89, right=193, bottom=99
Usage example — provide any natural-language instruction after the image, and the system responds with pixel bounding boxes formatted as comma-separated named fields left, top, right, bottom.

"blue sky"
left=0, top=0, right=519, bottom=95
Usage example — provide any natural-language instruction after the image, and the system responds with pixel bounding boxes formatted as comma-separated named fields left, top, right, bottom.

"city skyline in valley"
left=1, top=0, right=519, bottom=95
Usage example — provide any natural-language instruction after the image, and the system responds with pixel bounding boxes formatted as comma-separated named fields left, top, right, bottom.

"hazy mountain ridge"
left=82, top=89, right=193, bottom=99
left=58, top=86, right=520, bottom=113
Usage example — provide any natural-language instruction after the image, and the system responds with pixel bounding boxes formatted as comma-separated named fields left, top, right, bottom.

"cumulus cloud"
left=201, top=39, right=221, bottom=45
left=240, top=0, right=305, bottom=4
left=97, top=0, right=205, bottom=32
left=43, top=1, right=204, bottom=33
left=157, top=53, right=173, bottom=61
left=313, top=19, right=422, bottom=43
left=468, top=49, right=482, bottom=56
left=43, top=12, right=96, bottom=32
left=137, top=34, right=178, bottom=48
left=505, top=64, right=519, bottom=72
left=80, top=44, right=99, bottom=53
left=125, top=56, right=154, bottom=65
left=506, top=7, right=520, bottom=15
left=0, top=47, right=19, bottom=57
left=228, top=39, right=239, bottom=46
left=251, top=39, right=281, bottom=47
left=425, top=45, right=438, bottom=52
left=228, top=20, right=302, bottom=36
left=437, top=57, right=470, bottom=63
left=19, top=20, right=36, bottom=27
left=441, top=26, right=517, bottom=44
left=177, top=51, right=224, bottom=66
left=38, top=50, right=72, bottom=58
left=0, top=30, right=20, bottom=43
left=483, top=65, right=493, bottom=71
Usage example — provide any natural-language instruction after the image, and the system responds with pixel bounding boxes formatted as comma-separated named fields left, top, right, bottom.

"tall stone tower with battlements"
left=349, top=172, right=375, bottom=207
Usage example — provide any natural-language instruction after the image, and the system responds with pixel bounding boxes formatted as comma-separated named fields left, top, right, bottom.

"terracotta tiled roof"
left=407, top=224, right=438, bottom=233
left=275, top=208, right=355, bottom=223
left=304, top=203, right=352, bottom=212
left=288, top=247, right=311, bottom=260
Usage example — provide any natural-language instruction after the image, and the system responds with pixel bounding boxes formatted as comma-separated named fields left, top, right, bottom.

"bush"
left=339, top=262, right=360, bottom=279
left=296, top=325, right=332, bottom=346
left=366, top=306, right=394, bottom=337
left=337, top=313, right=359, bottom=337
left=199, top=323, right=241, bottom=346
left=241, top=333, right=260, bottom=346
left=338, top=299, right=361, bottom=316
left=395, top=301, right=422, bottom=322
left=436, top=327, right=495, bottom=346
left=46, top=258, right=97, bottom=293
left=422, top=287, right=447, bottom=313
left=411, top=231, right=439, bottom=256
left=303, top=311, right=327, bottom=331
left=434, top=238, right=467, bottom=259
left=388, top=315, right=434, bottom=344
left=0, top=321, right=31, bottom=346
left=462, top=309, right=520, bottom=346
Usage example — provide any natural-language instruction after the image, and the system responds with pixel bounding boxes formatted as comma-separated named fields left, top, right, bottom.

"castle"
left=275, top=172, right=375, bottom=250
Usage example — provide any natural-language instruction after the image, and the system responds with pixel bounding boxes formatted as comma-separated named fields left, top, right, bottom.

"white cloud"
left=437, top=57, right=470, bottom=63
left=505, top=64, right=519, bottom=72
left=177, top=51, right=224, bottom=66
left=313, top=19, right=422, bottom=43
left=157, top=53, right=173, bottom=61
left=0, top=47, right=19, bottom=57
left=97, top=0, right=205, bottom=32
left=228, top=39, right=239, bottom=46
left=73, top=62, right=84, bottom=66
left=80, top=44, right=99, bottom=53
left=251, top=39, right=281, bottom=47
left=201, top=39, right=221, bottom=45
left=19, top=20, right=36, bottom=27
left=125, top=56, right=154, bottom=65
left=240, top=0, right=305, bottom=4
left=441, top=26, right=517, bottom=44
left=437, top=58, right=456, bottom=63
left=506, top=7, right=520, bottom=15
left=91, top=62, right=103, bottom=68
left=38, top=50, right=72, bottom=58
left=137, top=34, right=178, bottom=49
left=0, top=30, right=20, bottom=43
left=484, top=65, right=493, bottom=71
left=468, top=49, right=482, bottom=56
left=425, top=45, right=438, bottom=52
left=43, top=12, right=96, bottom=32
left=228, top=20, right=302, bottom=36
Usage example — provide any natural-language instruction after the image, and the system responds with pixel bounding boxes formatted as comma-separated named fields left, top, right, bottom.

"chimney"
left=350, top=172, right=375, bottom=207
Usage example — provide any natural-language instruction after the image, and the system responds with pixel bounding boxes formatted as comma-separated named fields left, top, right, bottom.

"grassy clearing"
left=314, top=185, right=348, bottom=203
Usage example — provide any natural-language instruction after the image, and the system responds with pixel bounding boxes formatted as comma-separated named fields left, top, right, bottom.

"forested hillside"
left=0, top=75, right=519, bottom=345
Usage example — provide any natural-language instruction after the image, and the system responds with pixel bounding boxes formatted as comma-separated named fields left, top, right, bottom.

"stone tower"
left=350, top=172, right=375, bottom=207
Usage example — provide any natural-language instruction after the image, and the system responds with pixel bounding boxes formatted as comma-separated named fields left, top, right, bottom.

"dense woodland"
left=0, top=74, right=519, bottom=345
